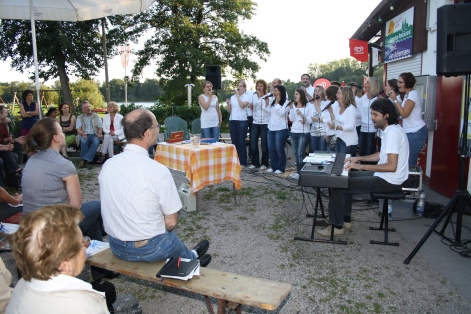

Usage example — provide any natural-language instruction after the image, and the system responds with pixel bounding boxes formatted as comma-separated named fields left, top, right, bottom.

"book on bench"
left=156, top=257, right=200, bottom=281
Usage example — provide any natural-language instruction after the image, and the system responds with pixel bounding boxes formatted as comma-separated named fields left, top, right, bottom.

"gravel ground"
left=4, top=150, right=471, bottom=314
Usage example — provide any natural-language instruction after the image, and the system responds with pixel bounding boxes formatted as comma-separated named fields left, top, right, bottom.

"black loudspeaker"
left=437, top=3, right=471, bottom=76
left=205, top=65, right=221, bottom=89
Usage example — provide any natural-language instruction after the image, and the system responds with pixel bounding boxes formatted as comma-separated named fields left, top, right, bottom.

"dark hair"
left=295, top=89, right=308, bottom=107
left=122, top=109, right=154, bottom=140
left=22, top=89, right=34, bottom=102
left=271, top=85, right=287, bottom=106
left=348, top=82, right=358, bottom=88
left=255, top=79, right=268, bottom=95
left=399, top=72, right=416, bottom=89
left=24, top=118, right=59, bottom=156
left=0, top=105, right=6, bottom=114
left=301, top=73, right=311, bottom=80
left=330, top=81, right=341, bottom=87
left=387, top=79, right=400, bottom=94
left=325, top=85, right=339, bottom=101
left=45, top=107, right=58, bottom=117
left=370, top=98, right=399, bottom=125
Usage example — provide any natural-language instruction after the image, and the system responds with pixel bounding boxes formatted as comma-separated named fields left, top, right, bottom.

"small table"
left=155, top=143, right=242, bottom=197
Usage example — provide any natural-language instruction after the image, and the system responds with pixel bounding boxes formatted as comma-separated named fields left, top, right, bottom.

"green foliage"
left=100, top=78, right=164, bottom=102
left=71, top=79, right=105, bottom=109
left=128, top=0, right=269, bottom=104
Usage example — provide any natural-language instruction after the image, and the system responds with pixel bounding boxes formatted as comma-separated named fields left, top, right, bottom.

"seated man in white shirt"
left=318, top=98, right=409, bottom=237
left=99, top=109, right=211, bottom=266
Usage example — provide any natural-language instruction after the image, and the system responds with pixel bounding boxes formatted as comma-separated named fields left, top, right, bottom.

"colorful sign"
left=384, top=7, right=414, bottom=63
left=349, top=39, right=369, bottom=62
left=312, top=77, right=331, bottom=89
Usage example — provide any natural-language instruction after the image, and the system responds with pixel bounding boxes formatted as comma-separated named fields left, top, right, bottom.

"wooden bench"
left=87, top=249, right=292, bottom=313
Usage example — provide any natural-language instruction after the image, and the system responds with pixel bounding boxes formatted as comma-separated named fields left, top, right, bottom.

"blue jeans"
left=268, top=129, right=289, bottom=172
left=310, top=135, right=328, bottom=153
left=335, top=138, right=356, bottom=156
left=407, top=125, right=428, bottom=167
left=79, top=200, right=102, bottom=241
left=201, top=126, right=219, bottom=140
left=359, top=132, right=376, bottom=156
left=108, top=232, right=196, bottom=262
left=250, top=124, right=268, bottom=167
left=229, top=120, right=248, bottom=166
left=80, top=134, right=101, bottom=162
left=290, top=132, right=309, bottom=173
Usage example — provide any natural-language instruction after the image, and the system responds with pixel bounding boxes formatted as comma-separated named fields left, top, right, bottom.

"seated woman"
left=45, top=107, right=58, bottom=118
left=98, top=101, right=124, bottom=163
left=58, top=102, right=77, bottom=159
left=6, top=204, right=109, bottom=313
left=21, top=118, right=103, bottom=258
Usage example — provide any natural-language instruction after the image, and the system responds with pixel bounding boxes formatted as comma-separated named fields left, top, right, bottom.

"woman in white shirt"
left=327, top=87, right=358, bottom=155
left=198, top=81, right=222, bottom=140
left=359, top=77, right=380, bottom=156
left=227, top=81, right=250, bottom=166
left=99, top=101, right=124, bottom=162
left=267, top=85, right=289, bottom=174
left=288, top=89, right=312, bottom=179
left=391, top=72, right=427, bottom=167
left=310, top=85, right=330, bottom=152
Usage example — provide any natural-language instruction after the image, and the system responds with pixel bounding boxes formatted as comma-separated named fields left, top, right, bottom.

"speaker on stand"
left=205, top=65, right=222, bottom=90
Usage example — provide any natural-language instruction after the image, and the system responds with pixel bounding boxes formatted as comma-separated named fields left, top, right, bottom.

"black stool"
left=369, top=191, right=405, bottom=246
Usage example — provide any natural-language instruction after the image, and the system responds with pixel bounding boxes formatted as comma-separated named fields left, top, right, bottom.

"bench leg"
left=216, top=299, right=242, bottom=314
left=204, top=296, right=215, bottom=314
left=369, top=199, right=399, bottom=246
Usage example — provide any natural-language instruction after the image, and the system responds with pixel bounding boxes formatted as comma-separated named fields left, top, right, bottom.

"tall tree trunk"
left=55, top=60, right=74, bottom=114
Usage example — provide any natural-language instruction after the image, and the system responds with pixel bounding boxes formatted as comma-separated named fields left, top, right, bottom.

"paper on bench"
left=86, top=240, right=110, bottom=258
left=0, top=222, right=19, bottom=234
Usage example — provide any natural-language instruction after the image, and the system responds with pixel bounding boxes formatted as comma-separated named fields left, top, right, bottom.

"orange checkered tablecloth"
left=155, top=143, right=242, bottom=193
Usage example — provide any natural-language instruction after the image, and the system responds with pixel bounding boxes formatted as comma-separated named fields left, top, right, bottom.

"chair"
left=369, top=191, right=405, bottom=246
left=163, top=116, right=189, bottom=141
left=191, top=118, right=201, bottom=135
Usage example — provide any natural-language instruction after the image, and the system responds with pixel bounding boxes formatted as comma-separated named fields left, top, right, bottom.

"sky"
left=0, top=0, right=381, bottom=89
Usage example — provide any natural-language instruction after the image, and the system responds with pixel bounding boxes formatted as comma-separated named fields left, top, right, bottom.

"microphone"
left=322, top=100, right=335, bottom=112
left=315, top=95, right=320, bottom=100
left=261, top=93, right=273, bottom=99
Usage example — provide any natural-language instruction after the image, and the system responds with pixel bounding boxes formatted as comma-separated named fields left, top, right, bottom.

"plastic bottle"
left=388, top=203, right=393, bottom=220
left=417, top=190, right=425, bottom=217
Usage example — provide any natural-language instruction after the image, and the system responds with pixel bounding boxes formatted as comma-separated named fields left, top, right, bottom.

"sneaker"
left=289, top=173, right=300, bottom=180
left=198, top=254, right=212, bottom=267
left=343, top=222, right=352, bottom=231
left=274, top=170, right=283, bottom=174
left=248, top=165, right=256, bottom=169
left=317, top=225, right=344, bottom=237
left=266, top=168, right=274, bottom=173
left=260, top=165, right=267, bottom=170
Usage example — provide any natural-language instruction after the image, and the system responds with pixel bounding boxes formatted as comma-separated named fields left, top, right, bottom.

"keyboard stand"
left=294, top=187, right=347, bottom=245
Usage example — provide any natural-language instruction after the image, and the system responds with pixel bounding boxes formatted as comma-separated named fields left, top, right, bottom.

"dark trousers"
left=328, top=171, right=402, bottom=226
left=359, top=131, right=376, bottom=156
left=250, top=124, right=268, bottom=167
left=0, top=151, right=20, bottom=188
left=247, top=116, right=253, bottom=157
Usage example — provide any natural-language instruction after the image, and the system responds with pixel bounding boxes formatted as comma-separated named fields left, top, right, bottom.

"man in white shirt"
left=99, top=109, right=211, bottom=266
left=300, top=74, right=314, bottom=101
left=318, top=98, right=409, bottom=237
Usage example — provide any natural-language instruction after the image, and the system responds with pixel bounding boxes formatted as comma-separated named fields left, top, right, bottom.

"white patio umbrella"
left=0, top=0, right=154, bottom=111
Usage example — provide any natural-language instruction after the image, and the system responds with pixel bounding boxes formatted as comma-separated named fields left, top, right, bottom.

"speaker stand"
left=404, top=74, right=471, bottom=264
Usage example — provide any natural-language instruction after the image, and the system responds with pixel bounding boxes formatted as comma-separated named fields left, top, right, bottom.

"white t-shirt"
left=245, top=90, right=255, bottom=117
left=402, top=89, right=426, bottom=133
left=229, top=93, right=250, bottom=121
left=374, top=124, right=410, bottom=185
left=99, top=144, right=182, bottom=241
left=252, top=94, right=271, bottom=125
left=359, top=94, right=378, bottom=133
left=333, top=105, right=358, bottom=146
left=289, top=106, right=312, bottom=134
left=268, top=100, right=289, bottom=131
left=199, top=95, right=219, bottom=128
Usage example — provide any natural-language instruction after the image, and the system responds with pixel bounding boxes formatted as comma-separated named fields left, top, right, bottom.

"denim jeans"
left=310, top=135, right=328, bottom=153
left=80, top=134, right=101, bottom=162
left=359, top=131, right=376, bottom=156
left=406, top=125, right=428, bottom=167
left=335, top=138, right=356, bottom=156
left=290, top=132, right=309, bottom=173
left=201, top=126, right=219, bottom=140
left=268, top=129, right=289, bottom=172
left=79, top=200, right=103, bottom=241
left=250, top=124, right=268, bottom=167
left=229, top=120, right=248, bottom=166
left=247, top=116, right=253, bottom=157
left=108, top=232, right=196, bottom=262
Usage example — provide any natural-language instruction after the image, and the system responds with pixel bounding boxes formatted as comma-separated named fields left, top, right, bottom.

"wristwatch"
left=393, top=100, right=398, bottom=104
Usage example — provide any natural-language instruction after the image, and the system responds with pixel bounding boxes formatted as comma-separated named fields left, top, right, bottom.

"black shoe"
left=199, top=254, right=212, bottom=267
left=192, top=239, right=209, bottom=258
left=91, top=266, right=120, bottom=281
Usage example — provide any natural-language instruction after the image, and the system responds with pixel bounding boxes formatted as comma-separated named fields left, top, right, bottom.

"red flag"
left=349, top=39, right=368, bottom=62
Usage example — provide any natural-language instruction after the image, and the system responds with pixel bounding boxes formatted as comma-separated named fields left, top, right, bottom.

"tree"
left=0, top=17, right=141, bottom=112
left=129, top=0, right=270, bottom=105
left=71, top=79, right=104, bottom=109
left=307, top=57, right=370, bottom=86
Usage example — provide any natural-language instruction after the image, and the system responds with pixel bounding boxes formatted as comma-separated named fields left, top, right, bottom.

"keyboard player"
left=317, top=98, right=410, bottom=238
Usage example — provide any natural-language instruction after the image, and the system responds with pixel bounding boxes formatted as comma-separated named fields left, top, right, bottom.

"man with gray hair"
left=76, top=100, right=103, bottom=168
left=99, top=109, right=211, bottom=266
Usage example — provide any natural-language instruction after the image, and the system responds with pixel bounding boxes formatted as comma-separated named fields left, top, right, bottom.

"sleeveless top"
left=20, top=101, right=39, bottom=130
left=59, top=115, right=76, bottom=135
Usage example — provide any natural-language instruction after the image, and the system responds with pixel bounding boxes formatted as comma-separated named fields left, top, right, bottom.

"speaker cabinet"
left=437, top=3, right=471, bottom=76
left=205, top=65, right=221, bottom=89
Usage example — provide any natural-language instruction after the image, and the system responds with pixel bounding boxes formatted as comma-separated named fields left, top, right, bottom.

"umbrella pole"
left=30, top=0, right=42, bottom=118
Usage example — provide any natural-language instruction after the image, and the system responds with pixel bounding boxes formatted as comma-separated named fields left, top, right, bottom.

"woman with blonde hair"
left=358, top=77, right=381, bottom=156
left=7, top=205, right=109, bottom=313
left=310, top=85, right=330, bottom=152
left=327, top=87, right=358, bottom=155
left=198, top=81, right=222, bottom=140
left=98, top=101, right=124, bottom=163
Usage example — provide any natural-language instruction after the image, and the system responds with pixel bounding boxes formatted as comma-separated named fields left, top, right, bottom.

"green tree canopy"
left=71, top=79, right=104, bottom=109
